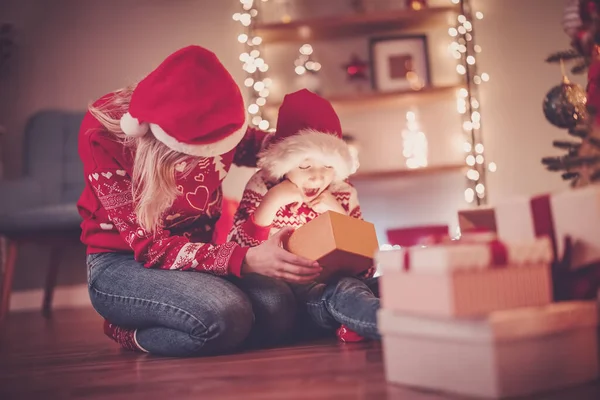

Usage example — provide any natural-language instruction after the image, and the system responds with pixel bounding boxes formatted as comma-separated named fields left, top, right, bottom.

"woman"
left=77, top=45, right=321, bottom=357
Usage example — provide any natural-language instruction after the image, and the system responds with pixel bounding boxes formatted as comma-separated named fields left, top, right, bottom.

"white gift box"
left=376, top=238, right=553, bottom=317
left=495, top=185, right=600, bottom=270
left=379, top=302, right=599, bottom=399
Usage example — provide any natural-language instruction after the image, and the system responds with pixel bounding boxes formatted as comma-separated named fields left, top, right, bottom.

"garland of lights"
left=449, top=0, right=495, bottom=205
left=234, top=0, right=273, bottom=130
left=234, top=0, right=494, bottom=206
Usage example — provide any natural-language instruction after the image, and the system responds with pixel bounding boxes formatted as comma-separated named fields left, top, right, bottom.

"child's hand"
left=309, top=190, right=346, bottom=215
left=266, top=179, right=304, bottom=209
left=254, top=180, right=304, bottom=227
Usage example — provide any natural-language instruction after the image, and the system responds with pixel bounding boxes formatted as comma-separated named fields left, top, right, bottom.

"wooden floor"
left=1, top=308, right=600, bottom=400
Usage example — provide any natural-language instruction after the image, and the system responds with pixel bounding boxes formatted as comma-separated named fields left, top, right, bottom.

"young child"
left=228, top=89, right=380, bottom=342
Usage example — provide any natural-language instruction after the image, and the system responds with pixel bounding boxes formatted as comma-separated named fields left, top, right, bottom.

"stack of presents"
left=376, top=184, right=600, bottom=398
left=284, top=185, right=600, bottom=397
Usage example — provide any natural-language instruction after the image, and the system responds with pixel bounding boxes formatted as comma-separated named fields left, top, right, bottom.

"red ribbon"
left=530, top=194, right=558, bottom=260
left=402, top=239, right=508, bottom=271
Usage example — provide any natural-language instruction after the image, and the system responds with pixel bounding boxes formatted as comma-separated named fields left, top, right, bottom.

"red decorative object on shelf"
left=342, top=54, right=369, bottom=81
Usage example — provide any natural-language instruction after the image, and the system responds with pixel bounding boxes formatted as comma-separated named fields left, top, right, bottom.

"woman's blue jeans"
left=87, top=252, right=296, bottom=357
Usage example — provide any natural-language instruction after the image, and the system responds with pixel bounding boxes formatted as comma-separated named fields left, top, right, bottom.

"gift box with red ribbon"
left=495, top=185, right=600, bottom=270
left=377, top=237, right=553, bottom=318
left=458, top=206, right=497, bottom=234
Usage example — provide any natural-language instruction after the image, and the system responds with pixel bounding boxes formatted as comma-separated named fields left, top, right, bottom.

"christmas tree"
left=541, top=0, right=600, bottom=187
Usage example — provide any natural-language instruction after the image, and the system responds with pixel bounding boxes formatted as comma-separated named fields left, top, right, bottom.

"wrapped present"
left=386, top=225, right=449, bottom=247
left=377, top=237, right=553, bottom=317
left=379, top=302, right=599, bottom=399
left=458, top=206, right=497, bottom=233
left=284, top=211, right=379, bottom=283
left=495, top=185, right=600, bottom=270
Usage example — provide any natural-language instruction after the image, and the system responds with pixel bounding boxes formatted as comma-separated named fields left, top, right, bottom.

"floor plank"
left=0, top=308, right=599, bottom=400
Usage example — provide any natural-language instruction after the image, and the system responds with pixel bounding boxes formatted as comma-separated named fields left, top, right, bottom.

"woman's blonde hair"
left=89, top=84, right=196, bottom=233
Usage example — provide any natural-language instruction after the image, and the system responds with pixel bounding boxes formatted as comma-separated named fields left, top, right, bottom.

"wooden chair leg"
left=42, top=246, right=62, bottom=318
left=0, top=238, right=18, bottom=323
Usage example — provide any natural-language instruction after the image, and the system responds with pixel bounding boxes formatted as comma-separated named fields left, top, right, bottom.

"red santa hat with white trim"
left=258, top=89, right=356, bottom=181
left=119, top=45, right=247, bottom=157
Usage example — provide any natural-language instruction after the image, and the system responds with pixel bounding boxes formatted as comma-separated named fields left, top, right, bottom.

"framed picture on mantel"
left=369, top=34, right=431, bottom=92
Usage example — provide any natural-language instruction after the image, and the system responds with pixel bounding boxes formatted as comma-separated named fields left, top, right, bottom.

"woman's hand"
left=309, top=190, right=346, bottom=215
left=242, top=227, right=322, bottom=283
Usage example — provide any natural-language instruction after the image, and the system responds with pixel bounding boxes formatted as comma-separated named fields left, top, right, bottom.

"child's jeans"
left=290, top=276, right=380, bottom=340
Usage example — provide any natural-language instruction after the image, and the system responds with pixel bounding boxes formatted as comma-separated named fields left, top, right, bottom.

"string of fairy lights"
left=234, top=0, right=494, bottom=205
left=449, top=0, right=494, bottom=206
left=233, top=0, right=272, bottom=131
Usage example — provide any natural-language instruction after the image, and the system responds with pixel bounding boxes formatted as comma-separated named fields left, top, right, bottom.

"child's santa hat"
left=119, top=45, right=247, bottom=157
left=258, top=89, right=355, bottom=181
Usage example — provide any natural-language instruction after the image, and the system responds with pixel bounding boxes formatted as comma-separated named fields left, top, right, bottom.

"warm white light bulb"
left=476, top=184, right=485, bottom=194
left=476, top=155, right=484, bottom=164
left=259, top=120, right=270, bottom=130
left=254, top=81, right=265, bottom=91
left=476, top=12, right=484, bottom=20
left=244, top=78, right=254, bottom=87
left=259, top=64, right=269, bottom=72
left=481, top=73, right=490, bottom=81
left=457, top=65, right=466, bottom=75
left=295, top=66, right=306, bottom=75
left=259, top=89, right=270, bottom=97
left=300, top=44, right=313, bottom=55
left=488, top=162, right=497, bottom=172
left=466, top=155, right=476, bottom=166
left=256, top=97, right=266, bottom=106
left=464, top=188, right=475, bottom=203
left=252, top=36, right=262, bottom=45
left=252, top=116, right=262, bottom=125
left=463, top=142, right=472, bottom=152
left=248, top=104, right=259, bottom=114
left=238, top=34, right=248, bottom=43
left=448, top=28, right=458, bottom=37
left=466, top=56, right=476, bottom=65
left=250, top=49, right=260, bottom=58
left=467, top=169, right=480, bottom=180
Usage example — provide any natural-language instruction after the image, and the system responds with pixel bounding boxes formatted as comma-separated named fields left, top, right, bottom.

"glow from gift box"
left=235, top=0, right=273, bottom=130
left=402, top=111, right=428, bottom=169
left=448, top=0, right=495, bottom=205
